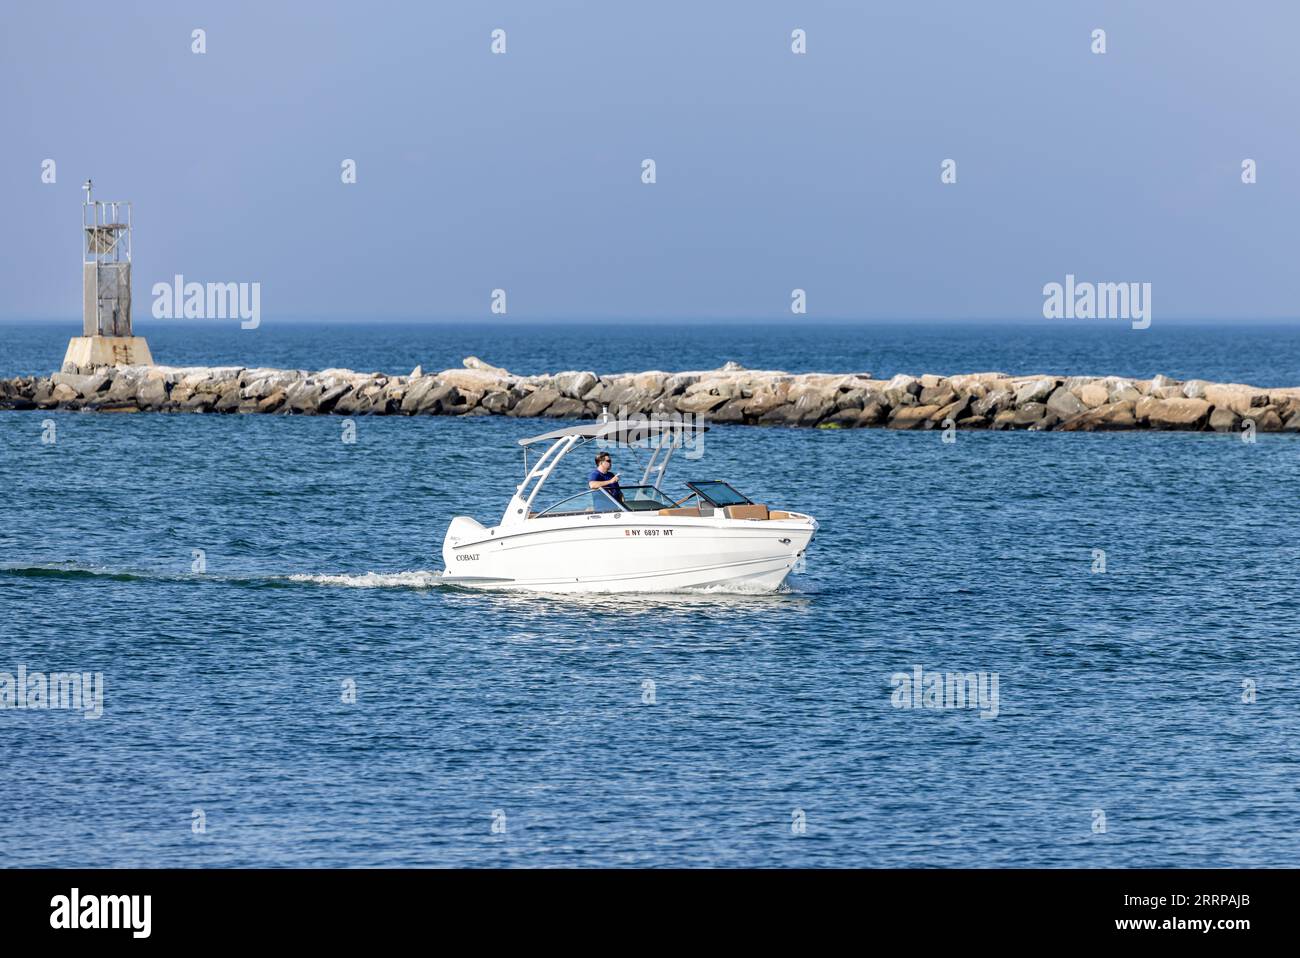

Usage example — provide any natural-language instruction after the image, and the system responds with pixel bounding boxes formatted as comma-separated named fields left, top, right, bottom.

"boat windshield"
left=684, top=480, right=753, bottom=507
left=618, top=485, right=677, bottom=512
left=535, top=488, right=624, bottom=518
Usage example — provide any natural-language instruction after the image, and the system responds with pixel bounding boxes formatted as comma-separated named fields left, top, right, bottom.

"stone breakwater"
left=3, top=357, right=1300, bottom=433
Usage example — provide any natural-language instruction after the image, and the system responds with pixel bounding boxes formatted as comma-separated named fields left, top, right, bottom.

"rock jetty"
left=2, top=358, right=1299, bottom=433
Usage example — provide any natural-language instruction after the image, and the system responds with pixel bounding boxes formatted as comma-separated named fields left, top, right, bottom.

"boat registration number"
left=625, top=529, right=672, bottom=537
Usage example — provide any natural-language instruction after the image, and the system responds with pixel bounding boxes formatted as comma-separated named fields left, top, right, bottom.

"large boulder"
left=661, top=373, right=700, bottom=397
left=835, top=388, right=869, bottom=411
left=1015, top=378, right=1058, bottom=406
left=1242, top=407, right=1284, bottom=432
left=104, top=374, right=141, bottom=404
left=463, top=356, right=511, bottom=376
left=283, top=381, right=324, bottom=414
left=1209, top=406, right=1240, bottom=433
left=1012, top=402, right=1048, bottom=426
left=1203, top=384, right=1267, bottom=415
left=1150, top=385, right=1186, bottom=399
left=821, top=407, right=865, bottom=428
left=1107, top=379, right=1142, bottom=403
left=1079, top=383, right=1109, bottom=408
left=530, top=395, right=577, bottom=418
left=1057, top=401, right=1138, bottom=431
left=744, top=381, right=792, bottom=418
left=759, top=392, right=835, bottom=426
left=790, top=392, right=836, bottom=425
left=420, top=383, right=463, bottom=414
left=990, top=410, right=1017, bottom=430
left=883, top=374, right=920, bottom=405
left=180, top=390, right=216, bottom=413
left=859, top=400, right=889, bottom=425
left=554, top=371, right=598, bottom=399
left=213, top=382, right=243, bottom=413
left=400, top=377, right=437, bottom=414
left=481, top=390, right=515, bottom=414
left=933, top=395, right=971, bottom=424
left=972, top=388, right=1012, bottom=418
left=1135, top=397, right=1211, bottom=429
left=676, top=387, right=731, bottom=414
left=331, top=389, right=367, bottom=416
left=256, top=390, right=286, bottom=413
left=317, top=383, right=352, bottom=414
left=1046, top=386, right=1086, bottom=420
left=511, top=387, right=561, bottom=418
left=52, top=370, right=111, bottom=399
left=591, top=377, right=661, bottom=413
left=542, top=397, right=587, bottom=419
left=919, top=385, right=956, bottom=407
left=136, top=378, right=169, bottom=410
left=711, top=398, right=749, bottom=424
left=631, top=371, right=669, bottom=394
left=887, top=404, right=942, bottom=429
left=33, top=380, right=56, bottom=407
left=430, top=368, right=504, bottom=393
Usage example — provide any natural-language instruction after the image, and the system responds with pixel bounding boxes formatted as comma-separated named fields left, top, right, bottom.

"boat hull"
left=441, top=512, right=815, bottom=593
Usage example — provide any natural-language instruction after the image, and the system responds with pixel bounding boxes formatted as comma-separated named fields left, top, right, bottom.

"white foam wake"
left=285, top=570, right=445, bottom=589
left=685, top=582, right=789, bottom=595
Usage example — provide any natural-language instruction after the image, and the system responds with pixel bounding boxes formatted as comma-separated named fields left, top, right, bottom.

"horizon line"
left=4, top=315, right=1300, bottom=326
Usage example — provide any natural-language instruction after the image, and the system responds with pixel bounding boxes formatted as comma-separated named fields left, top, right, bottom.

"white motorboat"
left=440, top=419, right=817, bottom=593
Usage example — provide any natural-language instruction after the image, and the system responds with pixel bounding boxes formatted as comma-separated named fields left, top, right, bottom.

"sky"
left=2, top=0, right=1298, bottom=323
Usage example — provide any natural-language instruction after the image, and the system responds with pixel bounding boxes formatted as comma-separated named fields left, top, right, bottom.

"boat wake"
left=0, top=564, right=158, bottom=584
left=677, top=579, right=796, bottom=596
left=284, top=571, right=445, bottom=590
left=0, top=562, right=445, bottom=591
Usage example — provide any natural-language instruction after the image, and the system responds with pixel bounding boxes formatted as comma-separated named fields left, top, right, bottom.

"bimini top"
left=518, top=419, right=710, bottom=447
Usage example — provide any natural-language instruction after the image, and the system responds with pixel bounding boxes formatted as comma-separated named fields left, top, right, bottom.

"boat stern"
left=442, top=515, right=489, bottom=571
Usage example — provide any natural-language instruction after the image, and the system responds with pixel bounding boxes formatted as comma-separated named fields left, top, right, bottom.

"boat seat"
left=725, top=504, right=770, bottom=521
left=657, top=506, right=702, bottom=517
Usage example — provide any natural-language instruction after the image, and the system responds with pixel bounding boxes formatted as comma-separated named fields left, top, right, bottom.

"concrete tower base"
left=61, top=336, right=154, bottom=372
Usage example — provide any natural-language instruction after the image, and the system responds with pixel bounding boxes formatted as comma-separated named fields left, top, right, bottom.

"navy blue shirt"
left=588, top=469, right=622, bottom=502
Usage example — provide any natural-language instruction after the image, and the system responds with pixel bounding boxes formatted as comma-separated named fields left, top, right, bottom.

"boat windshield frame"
left=617, top=485, right=678, bottom=511
left=534, top=487, right=625, bottom=518
left=684, top=480, right=754, bottom=507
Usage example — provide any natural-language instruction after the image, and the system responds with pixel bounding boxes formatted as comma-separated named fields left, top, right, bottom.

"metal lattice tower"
left=82, top=179, right=133, bottom=337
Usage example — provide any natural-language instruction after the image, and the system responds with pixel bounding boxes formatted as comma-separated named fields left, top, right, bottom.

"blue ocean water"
left=2, top=321, right=1299, bottom=867
left=4, top=318, right=1300, bottom=384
